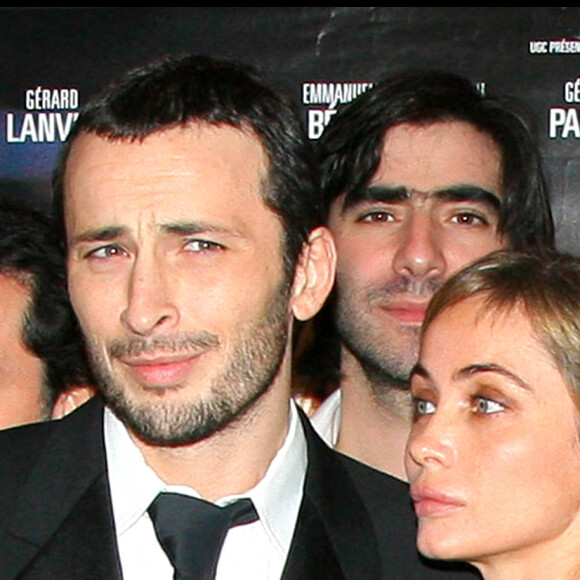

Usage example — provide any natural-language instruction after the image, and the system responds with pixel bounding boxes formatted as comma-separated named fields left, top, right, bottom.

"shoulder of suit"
left=0, top=396, right=102, bottom=484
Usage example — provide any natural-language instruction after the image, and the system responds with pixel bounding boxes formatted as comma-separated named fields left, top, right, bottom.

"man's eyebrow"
left=71, top=221, right=245, bottom=245
left=342, top=185, right=408, bottom=212
left=434, top=186, right=502, bottom=213
left=455, top=363, right=533, bottom=392
left=161, top=221, right=245, bottom=238
left=342, top=184, right=501, bottom=214
left=69, top=225, right=127, bottom=246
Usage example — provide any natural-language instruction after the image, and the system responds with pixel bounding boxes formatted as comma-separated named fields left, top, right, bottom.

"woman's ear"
left=290, top=226, right=336, bottom=322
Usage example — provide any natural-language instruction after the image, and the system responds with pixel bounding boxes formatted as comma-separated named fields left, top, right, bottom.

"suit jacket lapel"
left=282, top=410, right=382, bottom=580
left=282, top=493, right=346, bottom=580
left=0, top=397, right=122, bottom=580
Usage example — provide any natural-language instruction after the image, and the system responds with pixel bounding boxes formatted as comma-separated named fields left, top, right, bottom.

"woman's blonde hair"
left=424, top=250, right=580, bottom=409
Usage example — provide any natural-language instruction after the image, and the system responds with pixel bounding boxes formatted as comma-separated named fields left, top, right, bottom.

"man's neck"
left=336, top=350, right=412, bottom=481
left=132, top=380, right=292, bottom=502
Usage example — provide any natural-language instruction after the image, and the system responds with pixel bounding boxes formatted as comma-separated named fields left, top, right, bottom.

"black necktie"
left=148, top=492, right=259, bottom=580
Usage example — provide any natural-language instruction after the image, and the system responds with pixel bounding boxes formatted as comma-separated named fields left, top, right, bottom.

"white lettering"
left=549, top=108, right=580, bottom=139
left=38, top=113, right=55, bottom=141
left=549, top=39, right=580, bottom=54
left=564, top=79, right=580, bottom=103
left=20, top=114, right=38, bottom=141
left=6, top=113, right=20, bottom=142
left=307, top=109, right=338, bottom=140
left=529, top=41, right=548, bottom=54
left=302, top=82, right=373, bottom=106
left=5, top=112, right=79, bottom=143
left=55, top=112, right=77, bottom=140
left=24, top=87, right=79, bottom=110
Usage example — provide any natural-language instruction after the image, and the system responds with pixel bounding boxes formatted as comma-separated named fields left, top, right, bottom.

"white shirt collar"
left=311, top=388, right=342, bottom=447
left=104, top=402, right=307, bottom=556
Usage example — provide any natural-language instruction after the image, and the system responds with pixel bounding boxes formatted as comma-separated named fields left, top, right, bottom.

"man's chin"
left=108, top=395, right=232, bottom=447
left=364, top=363, right=412, bottom=392
left=347, top=334, right=418, bottom=391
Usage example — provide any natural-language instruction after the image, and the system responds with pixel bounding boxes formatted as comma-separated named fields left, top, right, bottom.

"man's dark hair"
left=0, top=198, right=91, bottom=408
left=52, top=53, right=321, bottom=277
left=319, top=70, right=554, bottom=252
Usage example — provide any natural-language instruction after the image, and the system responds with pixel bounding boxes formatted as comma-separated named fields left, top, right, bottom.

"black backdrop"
left=1, top=7, right=578, bottom=251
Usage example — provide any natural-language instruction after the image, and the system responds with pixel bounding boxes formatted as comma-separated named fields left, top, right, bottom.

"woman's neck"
left=474, top=536, right=580, bottom=580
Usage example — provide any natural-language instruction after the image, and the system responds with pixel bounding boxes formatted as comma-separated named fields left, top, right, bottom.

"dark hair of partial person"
left=318, top=69, right=554, bottom=252
left=52, top=53, right=321, bottom=279
left=0, top=198, right=91, bottom=410
left=423, top=250, right=580, bottom=407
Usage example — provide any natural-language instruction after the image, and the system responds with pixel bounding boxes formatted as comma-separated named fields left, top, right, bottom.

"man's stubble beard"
left=334, top=274, right=441, bottom=400
left=85, top=284, right=291, bottom=447
left=337, top=304, right=420, bottom=393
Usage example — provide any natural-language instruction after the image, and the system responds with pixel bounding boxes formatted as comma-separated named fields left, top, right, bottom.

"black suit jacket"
left=0, top=397, right=477, bottom=579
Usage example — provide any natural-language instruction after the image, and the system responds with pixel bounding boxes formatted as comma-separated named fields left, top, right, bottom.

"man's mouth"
left=380, top=301, right=429, bottom=324
left=120, top=353, right=205, bottom=388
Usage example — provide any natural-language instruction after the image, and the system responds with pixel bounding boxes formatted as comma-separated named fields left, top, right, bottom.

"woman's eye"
left=474, top=397, right=504, bottom=414
left=413, top=399, right=436, bottom=416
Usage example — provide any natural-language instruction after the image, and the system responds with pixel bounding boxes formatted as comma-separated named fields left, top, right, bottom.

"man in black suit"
left=0, top=54, right=476, bottom=579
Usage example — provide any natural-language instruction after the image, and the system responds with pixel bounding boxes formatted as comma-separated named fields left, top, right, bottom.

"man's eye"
left=85, top=245, right=126, bottom=259
left=450, top=212, right=488, bottom=226
left=413, top=398, right=436, bottom=416
left=474, top=396, right=504, bottom=414
left=184, top=239, right=223, bottom=253
left=359, top=211, right=396, bottom=223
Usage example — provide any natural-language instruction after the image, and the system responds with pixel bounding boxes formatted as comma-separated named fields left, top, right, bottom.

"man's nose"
left=120, top=255, right=179, bottom=336
left=392, top=212, right=445, bottom=280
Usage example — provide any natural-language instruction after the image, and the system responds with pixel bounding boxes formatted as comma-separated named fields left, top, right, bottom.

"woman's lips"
left=410, top=486, right=465, bottom=517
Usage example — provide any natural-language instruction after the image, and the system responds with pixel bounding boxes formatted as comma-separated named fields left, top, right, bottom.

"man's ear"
left=51, top=385, right=95, bottom=420
left=290, top=226, right=336, bottom=322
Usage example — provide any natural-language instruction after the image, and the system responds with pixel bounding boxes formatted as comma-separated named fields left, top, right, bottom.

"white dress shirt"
left=310, top=388, right=342, bottom=447
left=104, top=403, right=307, bottom=580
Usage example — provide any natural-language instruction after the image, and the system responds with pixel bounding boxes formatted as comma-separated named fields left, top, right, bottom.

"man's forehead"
left=337, top=120, right=503, bottom=212
left=64, top=125, right=269, bottom=204
left=63, top=124, right=284, bottom=250
left=380, top=119, right=499, bottom=154
left=393, top=120, right=497, bottom=164
left=66, top=122, right=267, bottom=170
